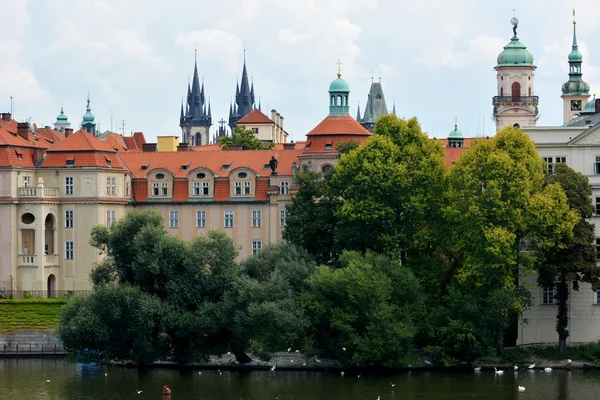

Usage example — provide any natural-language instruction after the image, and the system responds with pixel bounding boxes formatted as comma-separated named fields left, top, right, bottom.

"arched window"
left=528, top=87, right=531, bottom=96
left=375, top=94, right=382, bottom=99
left=500, top=87, right=504, bottom=97
left=337, top=96, right=342, bottom=106
left=511, top=82, right=521, bottom=100
left=47, top=274, right=56, bottom=298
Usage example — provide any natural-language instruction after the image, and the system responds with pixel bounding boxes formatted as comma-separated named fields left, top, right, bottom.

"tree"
left=443, top=127, right=578, bottom=352
left=330, top=114, right=446, bottom=262
left=335, top=140, right=360, bottom=155
left=538, top=163, right=599, bottom=352
left=218, top=125, right=275, bottom=150
left=303, top=251, right=423, bottom=366
left=283, top=171, right=341, bottom=266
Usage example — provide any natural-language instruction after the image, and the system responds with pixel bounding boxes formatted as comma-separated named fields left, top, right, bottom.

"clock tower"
left=561, top=10, right=590, bottom=124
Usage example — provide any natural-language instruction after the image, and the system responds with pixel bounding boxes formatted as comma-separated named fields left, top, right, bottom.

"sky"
left=2, top=0, right=600, bottom=143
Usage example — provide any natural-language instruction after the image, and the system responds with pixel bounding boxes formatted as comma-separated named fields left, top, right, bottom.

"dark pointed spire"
left=356, top=101, right=361, bottom=121
left=180, top=99, right=184, bottom=120
left=208, top=98, right=212, bottom=119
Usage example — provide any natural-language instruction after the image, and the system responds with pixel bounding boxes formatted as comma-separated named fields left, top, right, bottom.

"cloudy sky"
left=2, top=0, right=600, bottom=143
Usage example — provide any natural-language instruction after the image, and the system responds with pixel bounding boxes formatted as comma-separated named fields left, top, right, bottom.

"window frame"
left=196, top=210, right=206, bottom=228
left=252, top=210, right=262, bottom=228
left=169, top=210, right=179, bottom=228
left=280, top=209, right=287, bottom=227
left=542, top=286, right=556, bottom=305
left=234, top=181, right=242, bottom=195
left=64, top=210, right=74, bottom=229
left=280, top=181, right=289, bottom=195
left=107, top=210, right=116, bottom=227
left=65, top=176, right=74, bottom=195
left=152, top=182, right=159, bottom=196
left=65, top=241, right=74, bottom=260
left=161, top=182, right=168, bottom=196
left=244, top=181, right=251, bottom=195
left=252, top=240, right=262, bottom=255
left=224, top=210, right=234, bottom=228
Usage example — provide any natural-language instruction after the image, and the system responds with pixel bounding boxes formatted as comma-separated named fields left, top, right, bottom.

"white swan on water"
left=473, top=367, right=481, bottom=372
left=518, top=386, right=526, bottom=392
left=544, top=367, right=553, bottom=372
left=528, top=364, right=535, bottom=369
left=494, top=367, right=504, bottom=375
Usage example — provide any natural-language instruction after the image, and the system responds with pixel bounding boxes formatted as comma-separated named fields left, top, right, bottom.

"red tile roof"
left=255, top=179, right=269, bottom=201
left=103, top=133, right=128, bottom=152
left=133, top=179, right=148, bottom=202
left=123, top=136, right=139, bottom=150
left=214, top=180, right=229, bottom=201
left=0, top=148, right=35, bottom=167
left=133, top=132, right=146, bottom=146
left=48, top=130, right=116, bottom=153
left=118, top=148, right=304, bottom=179
left=172, top=179, right=188, bottom=202
left=237, top=109, right=274, bottom=124
left=307, top=115, right=371, bottom=136
left=435, top=138, right=476, bottom=166
left=35, top=128, right=65, bottom=146
left=0, top=126, right=48, bottom=148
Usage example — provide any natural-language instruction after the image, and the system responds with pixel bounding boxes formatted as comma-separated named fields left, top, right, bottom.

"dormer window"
left=15, top=150, right=23, bottom=160
left=231, top=169, right=253, bottom=197
left=66, top=159, right=74, bottom=167
left=235, top=181, right=242, bottom=195
left=105, top=157, right=112, bottom=168
left=238, top=172, right=248, bottom=178
left=182, top=163, right=191, bottom=171
left=325, top=143, right=333, bottom=150
left=141, top=163, right=150, bottom=171
left=190, top=169, right=212, bottom=197
left=222, top=164, right=231, bottom=170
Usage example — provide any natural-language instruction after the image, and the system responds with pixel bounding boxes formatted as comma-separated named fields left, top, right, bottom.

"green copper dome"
left=582, top=96, right=596, bottom=114
left=56, top=107, right=68, bottom=123
left=568, top=48, right=583, bottom=62
left=329, top=73, right=350, bottom=93
left=562, top=20, right=589, bottom=96
left=562, top=80, right=590, bottom=95
left=497, top=37, right=535, bottom=67
left=82, top=99, right=95, bottom=123
left=448, top=125, right=463, bottom=139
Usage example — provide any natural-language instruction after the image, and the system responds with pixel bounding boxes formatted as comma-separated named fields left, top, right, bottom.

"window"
left=196, top=210, right=206, bottom=228
left=65, top=210, right=74, bottom=228
left=66, top=159, right=74, bottom=167
left=244, top=181, right=251, bottom=195
left=106, top=177, right=116, bottom=196
left=224, top=210, right=234, bottom=228
left=542, top=286, right=556, bottom=305
left=596, top=238, right=600, bottom=259
left=280, top=181, right=289, bottom=195
left=235, top=181, right=242, bottom=195
left=193, top=182, right=201, bottom=196
left=252, top=210, right=262, bottom=228
left=152, top=182, right=159, bottom=196
left=595, top=156, right=600, bottom=174
left=543, top=157, right=567, bottom=174
left=65, top=241, right=74, bottom=260
left=169, top=211, right=179, bottom=228
left=596, top=197, right=600, bottom=215
left=251, top=128, right=259, bottom=134
left=280, top=209, right=287, bottom=227
left=161, top=182, right=168, bottom=196
left=65, top=176, right=74, bottom=195
left=252, top=240, right=262, bottom=255
left=107, top=210, right=116, bottom=227
left=202, top=182, right=209, bottom=196
left=597, top=290, right=600, bottom=305
left=23, top=176, right=31, bottom=187
left=325, top=143, right=333, bottom=150
left=126, top=182, right=130, bottom=196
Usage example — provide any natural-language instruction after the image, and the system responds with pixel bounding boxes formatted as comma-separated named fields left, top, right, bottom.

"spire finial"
left=454, top=117, right=458, bottom=130
left=336, top=59, right=342, bottom=77
left=511, top=9, right=519, bottom=38
left=573, top=9, right=576, bottom=24
left=371, top=70, right=374, bottom=83
left=194, top=45, right=197, bottom=63
left=379, top=70, right=381, bottom=82
left=243, top=44, right=246, bottom=63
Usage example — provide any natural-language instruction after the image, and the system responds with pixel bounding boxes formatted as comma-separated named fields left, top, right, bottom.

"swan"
left=544, top=367, right=552, bottom=372
left=341, top=371, right=345, bottom=377
left=494, top=367, right=504, bottom=375
left=473, top=366, right=481, bottom=372
left=390, top=382, right=396, bottom=387
left=513, top=365, right=518, bottom=371
left=518, top=386, right=526, bottom=392
left=271, top=365, right=276, bottom=371
left=528, top=364, right=535, bottom=369
left=136, top=390, right=143, bottom=394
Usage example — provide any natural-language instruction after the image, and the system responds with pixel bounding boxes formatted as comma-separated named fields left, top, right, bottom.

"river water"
left=0, top=359, right=598, bottom=400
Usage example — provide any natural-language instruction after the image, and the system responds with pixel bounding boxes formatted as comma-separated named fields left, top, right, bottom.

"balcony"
left=44, top=254, right=59, bottom=266
left=492, top=96, right=539, bottom=106
left=18, top=254, right=59, bottom=267
left=17, top=187, right=59, bottom=198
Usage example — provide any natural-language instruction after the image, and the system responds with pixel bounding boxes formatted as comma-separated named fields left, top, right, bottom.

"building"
left=53, top=107, right=70, bottom=132
left=356, top=77, right=390, bottom=132
left=228, top=54, right=257, bottom=132
left=236, top=109, right=288, bottom=143
left=492, top=18, right=539, bottom=131
left=180, top=52, right=212, bottom=146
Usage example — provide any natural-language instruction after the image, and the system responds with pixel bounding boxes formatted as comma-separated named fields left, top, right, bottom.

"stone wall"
left=0, top=329, right=63, bottom=355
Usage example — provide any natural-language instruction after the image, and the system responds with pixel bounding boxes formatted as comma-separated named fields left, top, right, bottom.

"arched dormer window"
left=230, top=168, right=255, bottom=197
left=148, top=169, right=173, bottom=198
left=189, top=168, right=213, bottom=197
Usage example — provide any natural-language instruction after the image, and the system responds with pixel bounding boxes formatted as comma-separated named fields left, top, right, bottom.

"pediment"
left=568, top=125, right=600, bottom=145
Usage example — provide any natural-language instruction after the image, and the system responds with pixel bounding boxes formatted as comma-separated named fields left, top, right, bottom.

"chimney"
left=0, top=113, right=11, bottom=122
left=279, top=115, right=284, bottom=130
left=17, top=122, right=29, bottom=140
left=142, top=143, right=158, bottom=152
left=283, top=142, right=295, bottom=150
left=64, top=128, right=73, bottom=138
left=177, top=142, right=190, bottom=152
left=227, top=144, right=243, bottom=151
left=33, top=148, right=45, bottom=166
left=271, top=109, right=277, bottom=124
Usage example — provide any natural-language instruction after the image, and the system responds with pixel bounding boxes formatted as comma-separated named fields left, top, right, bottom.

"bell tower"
left=492, top=17, right=539, bottom=131
left=561, top=10, right=590, bottom=124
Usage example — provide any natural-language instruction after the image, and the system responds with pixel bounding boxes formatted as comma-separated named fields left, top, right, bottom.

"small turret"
left=81, top=98, right=96, bottom=135
left=54, top=106, right=71, bottom=131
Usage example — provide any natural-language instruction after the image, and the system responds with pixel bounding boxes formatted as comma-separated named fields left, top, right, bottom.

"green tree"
left=335, top=140, right=360, bottom=155
left=218, top=125, right=275, bottom=150
left=538, top=163, right=599, bottom=352
left=283, top=171, right=341, bottom=266
left=330, top=114, right=446, bottom=262
left=303, top=251, right=423, bottom=366
left=443, top=127, right=578, bottom=352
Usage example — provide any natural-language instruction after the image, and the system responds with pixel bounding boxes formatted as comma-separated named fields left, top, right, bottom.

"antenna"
left=110, top=110, right=113, bottom=132
left=10, top=96, right=13, bottom=116
left=121, top=120, right=126, bottom=135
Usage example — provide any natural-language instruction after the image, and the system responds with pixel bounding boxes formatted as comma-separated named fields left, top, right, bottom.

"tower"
left=561, top=10, right=590, bottom=124
left=492, top=17, right=538, bottom=131
left=228, top=52, right=256, bottom=131
left=357, top=75, right=389, bottom=132
left=54, top=106, right=70, bottom=131
left=180, top=51, right=212, bottom=146
left=81, top=98, right=96, bottom=135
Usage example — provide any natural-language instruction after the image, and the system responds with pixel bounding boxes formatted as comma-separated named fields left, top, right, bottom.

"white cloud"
left=175, top=29, right=243, bottom=73
left=419, top=34, right=506, bottom=69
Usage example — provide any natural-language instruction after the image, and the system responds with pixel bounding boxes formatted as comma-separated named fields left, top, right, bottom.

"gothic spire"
left=356, top=102, right=361, bottom=121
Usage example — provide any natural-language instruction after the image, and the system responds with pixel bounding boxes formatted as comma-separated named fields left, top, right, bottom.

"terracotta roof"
left=41, top=152, right=125, bottom=169
left=303, top=135, right=370, bottom=153
left=119, top=149, right=303, bottom=179
left=306, top=115, right=371, bottom=136
left=214, top=180, right=229, bottom=201
left=435, top=138, right=476, bottom=165
left=0, top=147, right=36, bottom=167
left=47, top=130, right=117, bottom=153
left=0, top=126, right=47, bottom=148
left=133, top=179, right=148, bottom=202
left=35, top=128, right=65, bottom=146
left=123, top=136, right=139, bottom=150
left=172, top=180, right=188, bottom=202
left=103, top=133, right=128, bottom=152
left=191, top=142, right=307, bottom=152
left=133, top=132, right=147, bottom=146
left=0, top=120, right=18, bottom=134
left=255, top=179, right=269, bottom=201
left=237, top=109, right=274, bottom=124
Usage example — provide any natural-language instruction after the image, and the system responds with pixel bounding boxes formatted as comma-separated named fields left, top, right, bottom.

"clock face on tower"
left=571, top=100, right=582, bottom=111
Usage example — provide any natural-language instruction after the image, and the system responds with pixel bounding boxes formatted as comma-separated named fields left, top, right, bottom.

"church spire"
left=229, top=50, right=257, bottom=130
left=356, top=101, right=361, bottom=121
left=561, top=9, right=590, bottom=123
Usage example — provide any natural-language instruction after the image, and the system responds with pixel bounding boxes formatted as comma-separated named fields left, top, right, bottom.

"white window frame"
left=202, top=182, right=209, bottom=196
left=234, top=181, right=242, bottom=195
left=252, top=240, right=262, bottom=255
left=152, top=182, right=159, bottom=196
left=224, top=210, right=234, bottom=228
left=65, top=176, right=74, bottom=195
left=196, top=210, right=206, bottom=228
left=23, top=176, right=31, bottom=187
left=193, top=182, right=201, bottom=196
left=106, top=176, right=116, bottom=196
left=252, top=210, right=262, bottom=228
left=595, top=197, right=600, bottom=216
left=65, top=241, right=74, bottom=260
left=244, top=181, right=251, bottom=195
left=280, top=209, right=287, bottom=227
left=280, top=181, right=289, bottom=195
left=595, top=156, right=600, bottom=174
left=126, top=182, right=130, bottom=196
left=107, top=210, right=116, bottom=227
left=542, top=286, right=556, bottom=305
left=161, top=182, right=168, bottom=196
left=65, top=210, right=74, bottom=228
left=169, top=210, right=179, bottom=228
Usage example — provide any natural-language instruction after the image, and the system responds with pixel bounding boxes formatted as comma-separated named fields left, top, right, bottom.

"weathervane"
left=511, top=8, right=519, bottom=38
left=336, top=59, right=342, bottom=77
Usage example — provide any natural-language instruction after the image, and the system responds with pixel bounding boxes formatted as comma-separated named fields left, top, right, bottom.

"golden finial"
left=573, top=9, right=576, bottom=24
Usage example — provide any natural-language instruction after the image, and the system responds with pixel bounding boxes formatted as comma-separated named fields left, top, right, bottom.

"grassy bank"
left=0, top=299, right=67, bottom=334
left=476, top=342, right=600, bottom=366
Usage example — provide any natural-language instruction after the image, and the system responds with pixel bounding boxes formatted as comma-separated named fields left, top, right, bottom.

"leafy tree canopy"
left=218, top=125, right=275, bottom=150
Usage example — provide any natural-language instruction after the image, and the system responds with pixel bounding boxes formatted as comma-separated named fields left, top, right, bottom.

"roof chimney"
left=227, top=144, right=243, bottom=151
left=64, top=128, right=73, bottom=138
left=283, top=142, right=295, bottom=150
left=177, top=142, right=190, bottom=152
left=142, top=143, right=158, bottom=152
left=17, top=122, right=29, bottom=140
left=0, top=113, right=11, bottom=122
left=33, top=148, right=45, bottom=166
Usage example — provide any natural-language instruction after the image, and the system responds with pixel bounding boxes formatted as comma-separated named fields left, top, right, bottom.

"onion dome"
left=448, top=124, right=463, bottom=139
left=562, top=13, right=590, bottom=96
left=328, top=71, right=350, bottom=116
left=56, top=107, right=68, bottom=123
left=329, top=72, right=350, bottom=93
left=497, top=38, right=534, bottom=67
left=82, top=99, right=95, bottom=123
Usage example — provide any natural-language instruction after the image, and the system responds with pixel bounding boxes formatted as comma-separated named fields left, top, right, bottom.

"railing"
left=18, top=254, right=36, bottom=266
left=17, top=187, right=59, bottom=197
left=492, top=95, right=539, bottom=105
left=0, top=290, right=92, bottom=299
left=44, top=254, right=58, bottom=266
left=1, top=343, right=65, bottom=356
